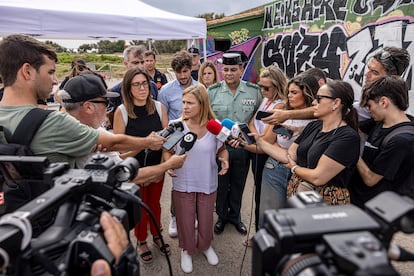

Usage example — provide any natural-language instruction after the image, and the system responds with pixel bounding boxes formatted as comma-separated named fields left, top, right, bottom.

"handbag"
left=287, top=173, right=350, bottom=205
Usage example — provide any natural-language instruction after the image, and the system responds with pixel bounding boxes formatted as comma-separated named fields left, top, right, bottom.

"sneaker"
left=168, top=216, right=177, bottom=238
left=181, top=249, right=193, bottom=273
left=203, top=246, right=219, bottom=265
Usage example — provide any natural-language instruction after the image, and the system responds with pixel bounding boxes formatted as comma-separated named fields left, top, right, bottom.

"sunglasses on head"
left=259, top=84, right=272, bottom=91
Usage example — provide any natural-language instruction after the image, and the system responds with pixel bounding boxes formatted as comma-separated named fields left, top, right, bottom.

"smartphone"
left=162, top=131, right=185, bottom=151
left=238, top=123, right=255, bottom=144
left=272, top=125, right=293, bottom=139
left=255, top=111, right=273, bottom=120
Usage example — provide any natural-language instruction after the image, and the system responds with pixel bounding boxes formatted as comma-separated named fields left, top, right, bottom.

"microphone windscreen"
left=206, top=120, right=222, bottom=135
left=222, top=118, right=235, bottom=130
left=178, top=132, right=197, bottom=155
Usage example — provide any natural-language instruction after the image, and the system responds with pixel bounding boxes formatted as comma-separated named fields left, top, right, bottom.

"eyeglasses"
left=131, top=81, right=149, bottom=89
left=315, top=95, right=336, bottom=103
left=259, top=84, right=272, bottom=92
left=88, top=100, right=114, bottom=113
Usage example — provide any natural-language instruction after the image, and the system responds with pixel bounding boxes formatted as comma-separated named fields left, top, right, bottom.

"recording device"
left=178, top=132, right=197, bottom=155
left=238, top=123, right=255, bottom=144
left=255, top=111, right=273, bottom=120
left=206, top=120, right=231, bottom=143
left=253, top=191, right=414, bottom=276
left=272, top=125, right=293, bottom=139
left=161, top=121, right=185, bottom=151
left=0, top=154, right=142, bottom=276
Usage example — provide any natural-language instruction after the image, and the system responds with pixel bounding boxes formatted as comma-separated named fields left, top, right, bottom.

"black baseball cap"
left=62, top=74, right=118, bottom=103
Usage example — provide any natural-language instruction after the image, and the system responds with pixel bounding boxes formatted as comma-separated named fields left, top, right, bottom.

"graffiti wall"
left=207, top=0, right=414, bottom=110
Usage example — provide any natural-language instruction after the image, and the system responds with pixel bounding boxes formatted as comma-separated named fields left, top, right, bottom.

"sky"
left=140, top=0, right=271, bottom=17
left=51, top=0, right=272, bottom=49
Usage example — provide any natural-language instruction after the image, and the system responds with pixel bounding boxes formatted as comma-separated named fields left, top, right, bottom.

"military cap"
left=222, top=53, right=243, bottom=65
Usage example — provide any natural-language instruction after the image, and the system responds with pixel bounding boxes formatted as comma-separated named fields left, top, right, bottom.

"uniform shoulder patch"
left=208, top=82, right=222, bottom=90
left=245, top=81, right=260, bottom=89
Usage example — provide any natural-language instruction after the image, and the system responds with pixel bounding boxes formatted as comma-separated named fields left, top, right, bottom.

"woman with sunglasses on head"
left=112, top=68, right=169, bottom=264
left=246, top=73, right=318, bottom=233
left=285, top=80, right=360, bottom=205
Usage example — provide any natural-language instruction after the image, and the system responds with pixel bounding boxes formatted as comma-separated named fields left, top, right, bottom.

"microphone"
left=178, top=132, right=197, bottom=155
left=206, top=120, right=231, bottom=143
left=158, top=121, right=184, bottom=138
left=221, top=118, right=240, bottom=139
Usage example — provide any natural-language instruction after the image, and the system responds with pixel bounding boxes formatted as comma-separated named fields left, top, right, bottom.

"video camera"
left=253, top=191, right=414, bottom=275
left=0, top=153, right=141, bottom=275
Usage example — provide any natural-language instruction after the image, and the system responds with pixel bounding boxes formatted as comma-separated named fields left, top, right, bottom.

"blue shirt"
left=158, top=79, right=198, bottom=121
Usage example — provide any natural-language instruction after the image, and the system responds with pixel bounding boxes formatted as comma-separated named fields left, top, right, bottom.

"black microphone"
left=178, top=132, right=197, bottom=155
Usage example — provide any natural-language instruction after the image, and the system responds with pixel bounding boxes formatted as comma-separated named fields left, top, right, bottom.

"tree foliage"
left=197, top=12, right=225, bottom=21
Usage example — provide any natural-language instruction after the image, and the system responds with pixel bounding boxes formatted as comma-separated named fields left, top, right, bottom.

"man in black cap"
left=188, top=46, right=200, bottom=80
left=0, top=34, right=165, bottom=169
left=208, top=52, right=262, bottom=235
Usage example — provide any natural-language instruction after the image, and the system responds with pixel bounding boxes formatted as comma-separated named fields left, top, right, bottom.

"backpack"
left=381, top=125, right=414, bottom=148
left=0, top=108, right=54, bottom=215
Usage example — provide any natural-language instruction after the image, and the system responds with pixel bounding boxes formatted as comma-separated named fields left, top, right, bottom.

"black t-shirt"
left=125, top=105, right=163, bottom=167
left=295, top=120, right=360, bottom=188
left=350, top=121, right=414, bottom=208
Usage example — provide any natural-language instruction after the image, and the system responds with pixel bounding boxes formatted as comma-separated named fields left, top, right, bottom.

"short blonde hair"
left=182, top=84, right=215, bottom=125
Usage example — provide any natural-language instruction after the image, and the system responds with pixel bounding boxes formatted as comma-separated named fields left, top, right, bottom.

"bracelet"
left=291, top=165, right=299, bottom=174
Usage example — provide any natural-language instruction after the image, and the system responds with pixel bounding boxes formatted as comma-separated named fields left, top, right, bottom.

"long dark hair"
left=326, top=80, right=358, bottom=131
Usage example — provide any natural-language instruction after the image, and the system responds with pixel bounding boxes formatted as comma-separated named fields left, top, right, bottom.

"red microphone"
left=206, top=119, right=231, bottom=142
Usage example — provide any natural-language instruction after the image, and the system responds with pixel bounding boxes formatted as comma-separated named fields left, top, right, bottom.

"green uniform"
left=208, top=80, right=262, bottom=123
left=208, top=80, right=262, bottom=228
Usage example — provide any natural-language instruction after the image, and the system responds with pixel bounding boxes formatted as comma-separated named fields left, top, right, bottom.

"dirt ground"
left=129, top=168, right=414, bottom=276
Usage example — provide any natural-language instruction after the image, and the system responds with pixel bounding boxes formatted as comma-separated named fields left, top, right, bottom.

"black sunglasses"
left=259, top=84, right=272, bottom=92
left=88, top=100, right=114, bottom=113
left=315, top=95, right=336, bottom=103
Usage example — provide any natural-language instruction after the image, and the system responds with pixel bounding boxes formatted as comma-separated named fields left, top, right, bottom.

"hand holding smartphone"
left=255, top=111, right=273, bottom=120
left=238, top=123, right=255, bottom=144
left=272, top=125, right=293, bottom=139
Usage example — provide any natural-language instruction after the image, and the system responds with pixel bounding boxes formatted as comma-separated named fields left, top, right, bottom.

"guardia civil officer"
left=208, top=52, right=262, bottom=235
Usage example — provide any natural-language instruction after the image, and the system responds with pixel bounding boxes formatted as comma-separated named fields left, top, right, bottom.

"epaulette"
left=246, top=81, right=260, bottom=89
left=208, top=82, right=222, bottom=90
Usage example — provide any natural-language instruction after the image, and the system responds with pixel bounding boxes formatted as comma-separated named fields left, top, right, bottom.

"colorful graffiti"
left=207, top=0, right=413, bottom=110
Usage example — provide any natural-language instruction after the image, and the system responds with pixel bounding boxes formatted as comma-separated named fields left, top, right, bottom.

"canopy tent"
left=0, top=0, right=206, bottom=40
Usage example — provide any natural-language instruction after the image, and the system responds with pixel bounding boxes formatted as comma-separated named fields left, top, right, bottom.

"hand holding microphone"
left=178, top=132, right=197, bottom=155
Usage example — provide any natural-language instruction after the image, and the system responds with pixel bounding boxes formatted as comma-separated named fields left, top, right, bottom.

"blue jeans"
left=258, top=157, right=292, bottom=228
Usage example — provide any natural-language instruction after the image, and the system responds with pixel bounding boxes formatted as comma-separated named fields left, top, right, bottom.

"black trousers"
left=250, top=152, right=268, bottom=231
left=216, top=146, right=250, bottom=224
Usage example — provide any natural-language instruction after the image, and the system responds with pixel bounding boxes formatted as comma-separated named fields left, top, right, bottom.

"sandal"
left=136, top=241, right=153, bottom=264
left=153, top=236, right=171, bottom=256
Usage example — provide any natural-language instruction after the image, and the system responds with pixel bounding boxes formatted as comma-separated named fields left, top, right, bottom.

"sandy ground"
left=128, top=168, right=414, bottom=276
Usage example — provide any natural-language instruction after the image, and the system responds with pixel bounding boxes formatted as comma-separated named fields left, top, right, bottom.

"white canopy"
left=0, top=0, right=206, bottom=40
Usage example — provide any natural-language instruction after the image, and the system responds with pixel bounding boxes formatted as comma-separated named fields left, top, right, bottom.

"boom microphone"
left=206, top=120, right=231, bottom=143
left=178, top=132, right=197, bottom=155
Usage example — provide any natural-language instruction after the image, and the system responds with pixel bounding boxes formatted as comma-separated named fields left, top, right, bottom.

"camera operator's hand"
left=100, top=211, right=129, bottom=263
left=91, top=259, right=111, bottom=276
left=90, top=212, right=129, bottom=276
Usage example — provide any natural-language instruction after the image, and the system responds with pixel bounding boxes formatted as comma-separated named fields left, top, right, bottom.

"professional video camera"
left=0, top=153, right=141, bottom=275
left=253, top=191, right=414, bottom=276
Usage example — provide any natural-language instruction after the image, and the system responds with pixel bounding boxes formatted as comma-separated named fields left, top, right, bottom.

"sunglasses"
left=88, top=100, right=114, bottom=113
left=259, top=84, right=272, bottom=92
left=315, top=95, right=336, bottom=103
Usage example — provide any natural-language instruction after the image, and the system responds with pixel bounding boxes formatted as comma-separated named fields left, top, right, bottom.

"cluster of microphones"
left=206, top=119, right=255, bottom=145
left=157, top=119, right=254, bottom=156
left=157, top=121, right=197, bottom=155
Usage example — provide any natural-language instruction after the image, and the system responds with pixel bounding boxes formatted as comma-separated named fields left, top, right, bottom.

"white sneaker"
left=203, top=246, right=219, bottom=265
left=181, top=249, right=193, bottom=273
left=168, top=216, right=177, bottom=238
